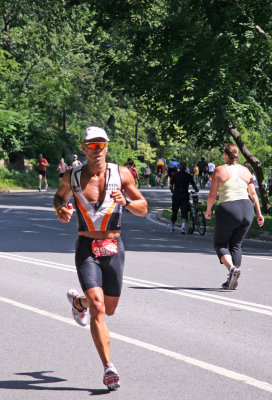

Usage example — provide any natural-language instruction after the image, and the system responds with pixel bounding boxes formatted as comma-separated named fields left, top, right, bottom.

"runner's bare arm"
left=247, top=182, right=264, bottom=227
left=111, top=166, right=148, bottom=217
left=53, top=170, right=73, bottom=223
left=205, top=167, right=219, bottom=219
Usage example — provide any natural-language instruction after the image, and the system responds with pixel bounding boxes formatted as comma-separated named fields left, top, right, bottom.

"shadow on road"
left=0, top=370, right=109, bottom=395
left=0, top=193, right=271, bottom=257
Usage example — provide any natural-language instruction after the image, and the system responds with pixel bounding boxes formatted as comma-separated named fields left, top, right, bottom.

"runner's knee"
left=88, top=296, right=105, bottom=318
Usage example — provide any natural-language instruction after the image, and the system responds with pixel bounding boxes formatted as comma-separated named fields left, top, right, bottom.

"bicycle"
left=156, top=171, right=164, bottom=187
left=186, top=191, right=206, bottom=236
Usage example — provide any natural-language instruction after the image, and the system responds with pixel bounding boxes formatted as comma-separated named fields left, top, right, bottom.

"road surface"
left=0, top=188, right=271, bottom=399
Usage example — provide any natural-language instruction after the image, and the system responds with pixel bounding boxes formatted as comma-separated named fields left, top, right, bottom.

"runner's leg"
left=84, top=286, right=111, bottom=365
left=38, top=173, right=42, bottom=190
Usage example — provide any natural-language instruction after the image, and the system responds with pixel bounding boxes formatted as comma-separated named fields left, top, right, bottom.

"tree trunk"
left=228, top=126, right=271, bottom=214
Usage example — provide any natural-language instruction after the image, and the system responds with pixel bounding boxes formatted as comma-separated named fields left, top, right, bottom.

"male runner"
left=37, top=153, right=49, bottom=191
left=53, top=126, right=148, bottom=391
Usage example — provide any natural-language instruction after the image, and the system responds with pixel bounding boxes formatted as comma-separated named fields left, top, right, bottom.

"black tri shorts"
left=75, top=236, right=125, bottom=297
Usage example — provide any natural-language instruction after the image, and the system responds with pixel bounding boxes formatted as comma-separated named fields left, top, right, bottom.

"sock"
left=181, top=222, right=186, bottom=229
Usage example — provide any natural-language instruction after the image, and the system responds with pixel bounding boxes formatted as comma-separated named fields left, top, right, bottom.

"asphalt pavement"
left=0, top=188, right=271, bottom=400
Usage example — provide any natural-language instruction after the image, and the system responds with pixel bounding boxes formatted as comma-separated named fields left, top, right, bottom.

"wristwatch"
left=125, top=197, right=131, bottom=207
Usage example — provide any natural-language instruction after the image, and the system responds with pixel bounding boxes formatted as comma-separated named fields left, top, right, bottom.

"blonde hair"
left=224, top=143, right=239, bottom=164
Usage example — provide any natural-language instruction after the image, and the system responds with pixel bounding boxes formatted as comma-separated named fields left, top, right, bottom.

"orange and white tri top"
left=71, top=163, right=122, bottom=232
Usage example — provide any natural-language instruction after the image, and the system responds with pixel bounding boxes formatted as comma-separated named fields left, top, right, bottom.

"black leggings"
left=214, top=199, right=254, bottom=266
left=75, top=236, right=125, bottom=297
left=171, top=194, right=189, bottom=222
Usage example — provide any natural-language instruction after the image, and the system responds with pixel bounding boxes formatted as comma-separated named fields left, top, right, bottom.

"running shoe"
left=222, top=267, right=240, bottom=290
left=167, top=223, right=174, bottom=232
left=180, top=227, right=186, bottom=235
left=67, top=289, right=88, bottom=326
left=103, top=363, right=120, bottom=391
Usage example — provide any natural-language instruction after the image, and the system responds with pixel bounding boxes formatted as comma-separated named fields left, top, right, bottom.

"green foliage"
left=1, top=0, right=272, bottom=183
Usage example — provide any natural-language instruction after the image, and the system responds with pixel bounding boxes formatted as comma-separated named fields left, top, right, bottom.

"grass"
left=0, top=165, right=59, bottom=190
left=162, top=200, right=272, bottom=235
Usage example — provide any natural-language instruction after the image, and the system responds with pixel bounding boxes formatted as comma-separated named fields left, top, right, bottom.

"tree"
left=86, top=0, right=272, bottom=212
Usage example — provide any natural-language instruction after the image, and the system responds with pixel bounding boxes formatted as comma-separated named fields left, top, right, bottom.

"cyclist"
left=156, top=155, right=166, bottom=187
left=167, top=157, right=179, bottom=185
left=168, top=161, right=199, bottom=233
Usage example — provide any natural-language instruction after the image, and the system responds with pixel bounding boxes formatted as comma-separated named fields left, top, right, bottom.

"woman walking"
left=205, top=144, right=264, bottom=290
left=57, top=157, right=69, bottom=184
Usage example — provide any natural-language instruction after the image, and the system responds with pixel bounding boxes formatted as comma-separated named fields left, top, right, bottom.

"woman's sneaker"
left=222, top=267, right=240, bottom=290
left=67, top=289, right=88, bottom=326
left=103, top=363, right=120, bottom=391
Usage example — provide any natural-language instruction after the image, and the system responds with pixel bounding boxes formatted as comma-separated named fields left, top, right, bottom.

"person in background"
left=167, top=157, right=179, bottom=186
left=144, top=165, right=151, bottom=186
left=156, top=155, right=166, bottom=187
left=194, top=164, right=199, bottom=185
left=72, top=154, right=82, bottom=168
left=268, top=179, right=272, bottom=196
left=37, top=153, right=49, bottom=191
left=127, top=160, right=140, bottom=187
left=57, top=157, right=69, bottom=184
left=197, top=157, right=208, bottom=189
left=189, top=163, right=195, bottom=177
left=207, top=161, right=216, bottom=185
left=205, top=143, right=264, bottom=290
left=168, top=161, right=199, bottom=234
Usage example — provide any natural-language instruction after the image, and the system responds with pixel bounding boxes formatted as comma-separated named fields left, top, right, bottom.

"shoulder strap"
left=70, top=164, right=83, bottom=191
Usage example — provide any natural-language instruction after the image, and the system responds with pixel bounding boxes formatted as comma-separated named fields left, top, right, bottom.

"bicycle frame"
left=186, top=191, right=206, bottom=235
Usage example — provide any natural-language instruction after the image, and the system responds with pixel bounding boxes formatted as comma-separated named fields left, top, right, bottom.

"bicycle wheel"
left=196, top=208, right=206, bottom=236
left=185, top=210, right=195, bottom=234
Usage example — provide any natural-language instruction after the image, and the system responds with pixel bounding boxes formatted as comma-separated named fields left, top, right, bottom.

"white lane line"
left=126, top=276, right=272, bottom=311
left=0, top=253, right=271, bottom=315
left=34, top=224, right=63, bottom=231
left=0, top=295, right=271, bottom=394
left=146, top=213, right=166, bottom=226
left=0, top=254, right=74, bottom=273
left=0, top=205, right=55, bottom=212
left=0, top=252, right=73, bottom=268
left=243, top=255, right=272, bottom=261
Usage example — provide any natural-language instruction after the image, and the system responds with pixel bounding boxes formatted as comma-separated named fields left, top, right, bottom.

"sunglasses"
left=85, top=142, right=108, bottom=149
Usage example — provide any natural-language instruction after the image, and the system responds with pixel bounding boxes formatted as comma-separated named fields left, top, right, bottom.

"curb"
left=155, top=213, right=272, bottom=249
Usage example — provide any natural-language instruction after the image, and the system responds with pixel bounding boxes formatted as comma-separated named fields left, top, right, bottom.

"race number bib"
left=92, top=239, right=118, bottom=258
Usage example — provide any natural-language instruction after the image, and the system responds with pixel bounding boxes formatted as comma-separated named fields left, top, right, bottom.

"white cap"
left=73, top=154, right=77, bottom=158
left=83, top=126, right=110, bottom=143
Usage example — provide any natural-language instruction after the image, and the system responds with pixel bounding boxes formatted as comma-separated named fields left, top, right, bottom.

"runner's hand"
left=56, top=206, right=73, bottom=223
left=111, top=190, right=126, bottom=206
left=257, top=214, right=264, bottom=227
left=204, top=210, right=211, bottom=219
